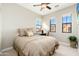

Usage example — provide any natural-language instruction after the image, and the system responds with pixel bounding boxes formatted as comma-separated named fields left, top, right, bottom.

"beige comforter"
left=14, top=35, right=59, bottom=56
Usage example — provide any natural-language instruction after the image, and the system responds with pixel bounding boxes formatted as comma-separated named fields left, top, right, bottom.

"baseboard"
left=1, top=47, right=13, bottom=52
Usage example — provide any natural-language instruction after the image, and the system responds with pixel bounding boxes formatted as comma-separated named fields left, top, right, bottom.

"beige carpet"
left=0, top=49, right=18, bottom=56
left=0, top=41, right=79, bottom=56
left=54, top=45, right=79, bottom=56
left=54, top=41, right=79, bottom=56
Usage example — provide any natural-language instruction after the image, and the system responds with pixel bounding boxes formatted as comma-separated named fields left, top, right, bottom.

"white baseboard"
left=1, top=47, right=13, bottom=52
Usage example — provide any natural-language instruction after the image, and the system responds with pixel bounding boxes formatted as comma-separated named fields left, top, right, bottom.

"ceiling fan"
left=33, top=3, right=51, bottom=11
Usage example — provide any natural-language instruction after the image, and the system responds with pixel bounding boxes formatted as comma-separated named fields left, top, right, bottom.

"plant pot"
left=70, top=41, right=77, bottom=48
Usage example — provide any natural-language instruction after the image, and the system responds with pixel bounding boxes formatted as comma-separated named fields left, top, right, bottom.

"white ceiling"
left=18, top=3, right=74, bottom=16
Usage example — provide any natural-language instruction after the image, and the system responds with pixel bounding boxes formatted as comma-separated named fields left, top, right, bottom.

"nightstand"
left=40, top=33, right=46, bottom=36
left=40, top=30, right=49, bottom=36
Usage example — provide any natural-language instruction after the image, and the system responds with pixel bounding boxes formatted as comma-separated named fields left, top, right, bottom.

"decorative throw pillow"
left=17, top=28, right=26, bottom=36
left=25, top=28, right=34, bottom=37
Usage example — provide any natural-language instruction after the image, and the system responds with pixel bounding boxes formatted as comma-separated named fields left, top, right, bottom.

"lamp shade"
left=42, top=23, right=49, bottom=33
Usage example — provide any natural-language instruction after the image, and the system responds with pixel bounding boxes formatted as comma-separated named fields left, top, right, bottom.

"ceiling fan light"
left=41, top=4, right=46, bottom=8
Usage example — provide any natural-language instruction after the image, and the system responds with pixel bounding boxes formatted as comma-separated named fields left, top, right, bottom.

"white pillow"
left=17, top=28, right=26, bottom=36
left=25, top=28, right=34, bottom=37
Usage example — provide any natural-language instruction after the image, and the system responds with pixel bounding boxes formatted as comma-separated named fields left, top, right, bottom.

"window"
left=50, top=17, right=56, bottom=32
left=76, top=3, right=79, bottom=24
left=62, top=14, right=72, bottom=33
left=76, top=3, right=79, bottom=13
left=35, top=18, right=42, bottom=32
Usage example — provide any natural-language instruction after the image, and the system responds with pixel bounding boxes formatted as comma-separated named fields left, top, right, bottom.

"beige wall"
left=43, top=4, right=78, bottom=42
left=78, top=24, right=79, bottom=35
left=1, top=3, right=41, bottom=50
left=0, top=4, right=2, bottom=50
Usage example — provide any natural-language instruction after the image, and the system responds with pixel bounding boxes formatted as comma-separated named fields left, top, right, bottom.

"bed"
left=13, top=28, right=59, bottom=56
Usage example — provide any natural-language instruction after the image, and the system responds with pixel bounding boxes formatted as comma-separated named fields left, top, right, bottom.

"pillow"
left=25, top=28, right=34, bottom=37
left=17, top=28, right=26, bottom=36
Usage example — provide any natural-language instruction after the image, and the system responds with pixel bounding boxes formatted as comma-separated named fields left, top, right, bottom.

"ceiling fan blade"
left=41, top=3, right=50, bottom=5
left=46, top=3, right=50, bottom=5
left=33, top=4, right=41, bottom=7
left=46, top=6, right=51, bottom=10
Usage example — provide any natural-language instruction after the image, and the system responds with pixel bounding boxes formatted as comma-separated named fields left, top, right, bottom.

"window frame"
left=62, top=23, right=72, bottom=33
left=36, top=24, right=42, bottom=32
left=50, top=17, right=56, bottom=32
left=50, top=24, right=56, bottom=32
left=35, top=18, right=42, bottom=32
left=62, top=15, right=72, bottom=33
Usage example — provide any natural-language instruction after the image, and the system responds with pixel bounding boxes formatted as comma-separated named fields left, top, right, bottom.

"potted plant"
left=68, top=36, right=78, bottom=48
